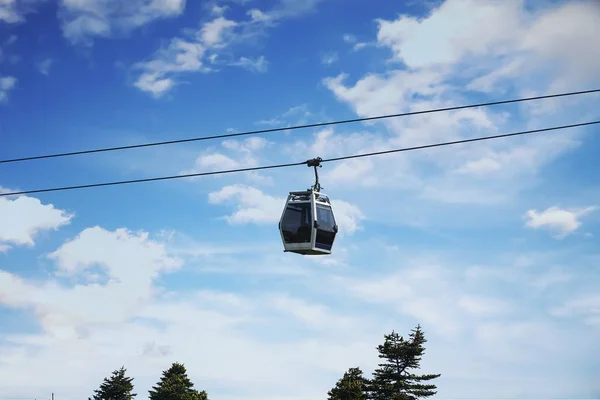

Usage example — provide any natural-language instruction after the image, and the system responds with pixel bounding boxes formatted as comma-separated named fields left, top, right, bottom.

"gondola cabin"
left=278, top=190, right=338, bottom=255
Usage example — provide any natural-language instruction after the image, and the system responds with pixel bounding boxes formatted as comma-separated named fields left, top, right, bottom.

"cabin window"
left=281, top=203, right=312, bottom=243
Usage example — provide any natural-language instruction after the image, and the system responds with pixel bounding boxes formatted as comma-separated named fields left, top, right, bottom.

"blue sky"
left=1, top=0, right=600, bottom=399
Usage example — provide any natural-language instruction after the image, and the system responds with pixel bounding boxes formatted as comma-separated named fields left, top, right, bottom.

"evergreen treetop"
left=327, top=367, right=368, bottom=400
left=368, top=325, right=441, bottom=400
left=148, top=362, right=208, bottom=400
left=90, top=366, right=137, bottom=400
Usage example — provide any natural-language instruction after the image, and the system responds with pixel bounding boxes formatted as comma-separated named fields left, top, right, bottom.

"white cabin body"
left=278, top=190, right=338, bottom=255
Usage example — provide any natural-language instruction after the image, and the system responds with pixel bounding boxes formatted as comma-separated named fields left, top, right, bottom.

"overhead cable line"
left=1, top=89, right=599, bottom=165
left=1, top=120, right=598, bottom=198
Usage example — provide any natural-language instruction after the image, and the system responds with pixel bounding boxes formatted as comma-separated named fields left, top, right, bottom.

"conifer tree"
left=90, top=366, right=136, bottom=400
left=368, top=325, right=441, bottom=400
left=327, top=367, right=368, bottom=400
left=148, top=362, right=209, bottom=400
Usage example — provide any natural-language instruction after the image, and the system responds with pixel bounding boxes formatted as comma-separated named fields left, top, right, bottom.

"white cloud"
left=194, top=152, right=248, bottom=171
left=264, top=0, right=325, bottom=20
left=222, top=136, right=270, bottom=152
left=321, top=52, right=338, bottom=65
left=134, top=38, right=206, bottom=98
left=0, top=217, right=381, bottom=397
left=231, top=55, right=269, bottom=72
left=266, top=293, right=360, bottom=331
left=0, top=289, right=377, bottom=400
left=207, top=184, right=365, bottom=234
left=256, top=104, right=317, bottom=127
left=199, top=16, right=237, bottom=47
left=342, top=33, right=372, bottom=51
left=0, top=195, right=73, bottom=249
left=179, top=137, right=273, bottom=185
left=58, top=0, right=187, bottom=45
left=247, top=8, right=271, bottom=23
left=329, top=199, right=365, bottom=234
left=375, top=0, right=600, bottom=92
left=376, top=0, right=523, bottom=69
left=0, top=0, right=20, bottom=23
left=458, top=295, right=513, bottom=316
left=0, top=220, right=598, bottom=399
left=0, top=75, right=17, bottom=103
left=0, top=185, right=18, bottom=194
left=182, top=148, right=259, bottom=176
left=352, top=42, right=370, bottom=51
left=208, top=184, right=284, bottom=225
left=211, top=4, right=228, bottom=16
left=531, top=268, right=572, bottom=290
left=0, top=226, right=183, bottom=339
left=132, top=13, right=249, bottom=97
left=551, top=293, right=600, bottom=326
left=334, top=263, right=472, bottom=335
left=342, top=33, right=356, bottom=43
left=4, top=34, right=18, bottom=45
left=0, top=0, right=44, bottom=23
left=318, top=0, right=599, bottom=209
left=133, top=0, right=326, bottom=97
left=524, top=206, right=597, bottom=239
left=37, top=57, right=54, bottom=75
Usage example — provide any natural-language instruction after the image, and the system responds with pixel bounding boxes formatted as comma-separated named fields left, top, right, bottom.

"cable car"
left=278, top=158, right=338, bottom=255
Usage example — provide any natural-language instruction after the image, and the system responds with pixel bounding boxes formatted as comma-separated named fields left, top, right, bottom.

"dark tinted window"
left=281, top=203, right=312, bottom=243
left=315, top=204, right=336, bottom=250
left=316, top=204, right=335, bottom=231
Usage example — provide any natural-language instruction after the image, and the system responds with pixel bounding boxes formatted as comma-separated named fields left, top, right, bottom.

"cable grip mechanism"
left=306, top=157, right=323, bottom=192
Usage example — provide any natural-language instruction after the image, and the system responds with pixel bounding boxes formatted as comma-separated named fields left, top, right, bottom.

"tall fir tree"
left=90, top=366, right=137, bottom=400
left=148, top=362, right=209, bottom=400
left=368, top=325, right=441, bottom=400
left=327, top=367, right=368, bottom=400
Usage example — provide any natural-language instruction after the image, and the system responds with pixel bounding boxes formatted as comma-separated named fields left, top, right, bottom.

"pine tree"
left=148, top=362, right=209, bottom=400
left=327, top=367, right=368, bottom=400
left=368, top=325, right=441, bottom=400
left=90, top=366, right=137, bottom=400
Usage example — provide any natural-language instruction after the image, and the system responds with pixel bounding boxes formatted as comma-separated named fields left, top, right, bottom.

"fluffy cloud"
left=375, top=0, right=600, bottom=89
left=0, top=226, right=182, bottom=339
left=180, top=137, right=273, bottom=184
left=0, top=218, right=379, bottom=399
left=208, top=184, right=283, bottom=224
left=221, top=136, right=270, bottom=152
left=252, top=0, right=325, bottom=21
left=0, top=0, right=45, bottom=23
left=0, top=289, right=377, bottom=400
left=134, top=0, right=327, bottom=97
left=0, top=75, right=17, bottom=103
left=132, top=13, right=240, bottom=97
left=321, top=52, right=338, bottom=65
left=207, top=184, right=365, bottom=234
left=317, top=0, right=599, bottom=210
left=256, top=104, right=318, bottom=127
left=230, top=55, right=269, bottom=72
left=0, top=0, right=20, bottom=23
left=0, top=195, right=73, bottom=250
left=133, top=38, right=207, bottom=98
left=58, top=0, right=186, bottom=45
left=376, top=0, right=523, bottom=69
left=524, top=206, right=597, bottom=239
left=37, top=57, right=54, bottom=75
left=1, top=214, right=598, bottom=399
left=200, top=15, right=237, bottom=46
